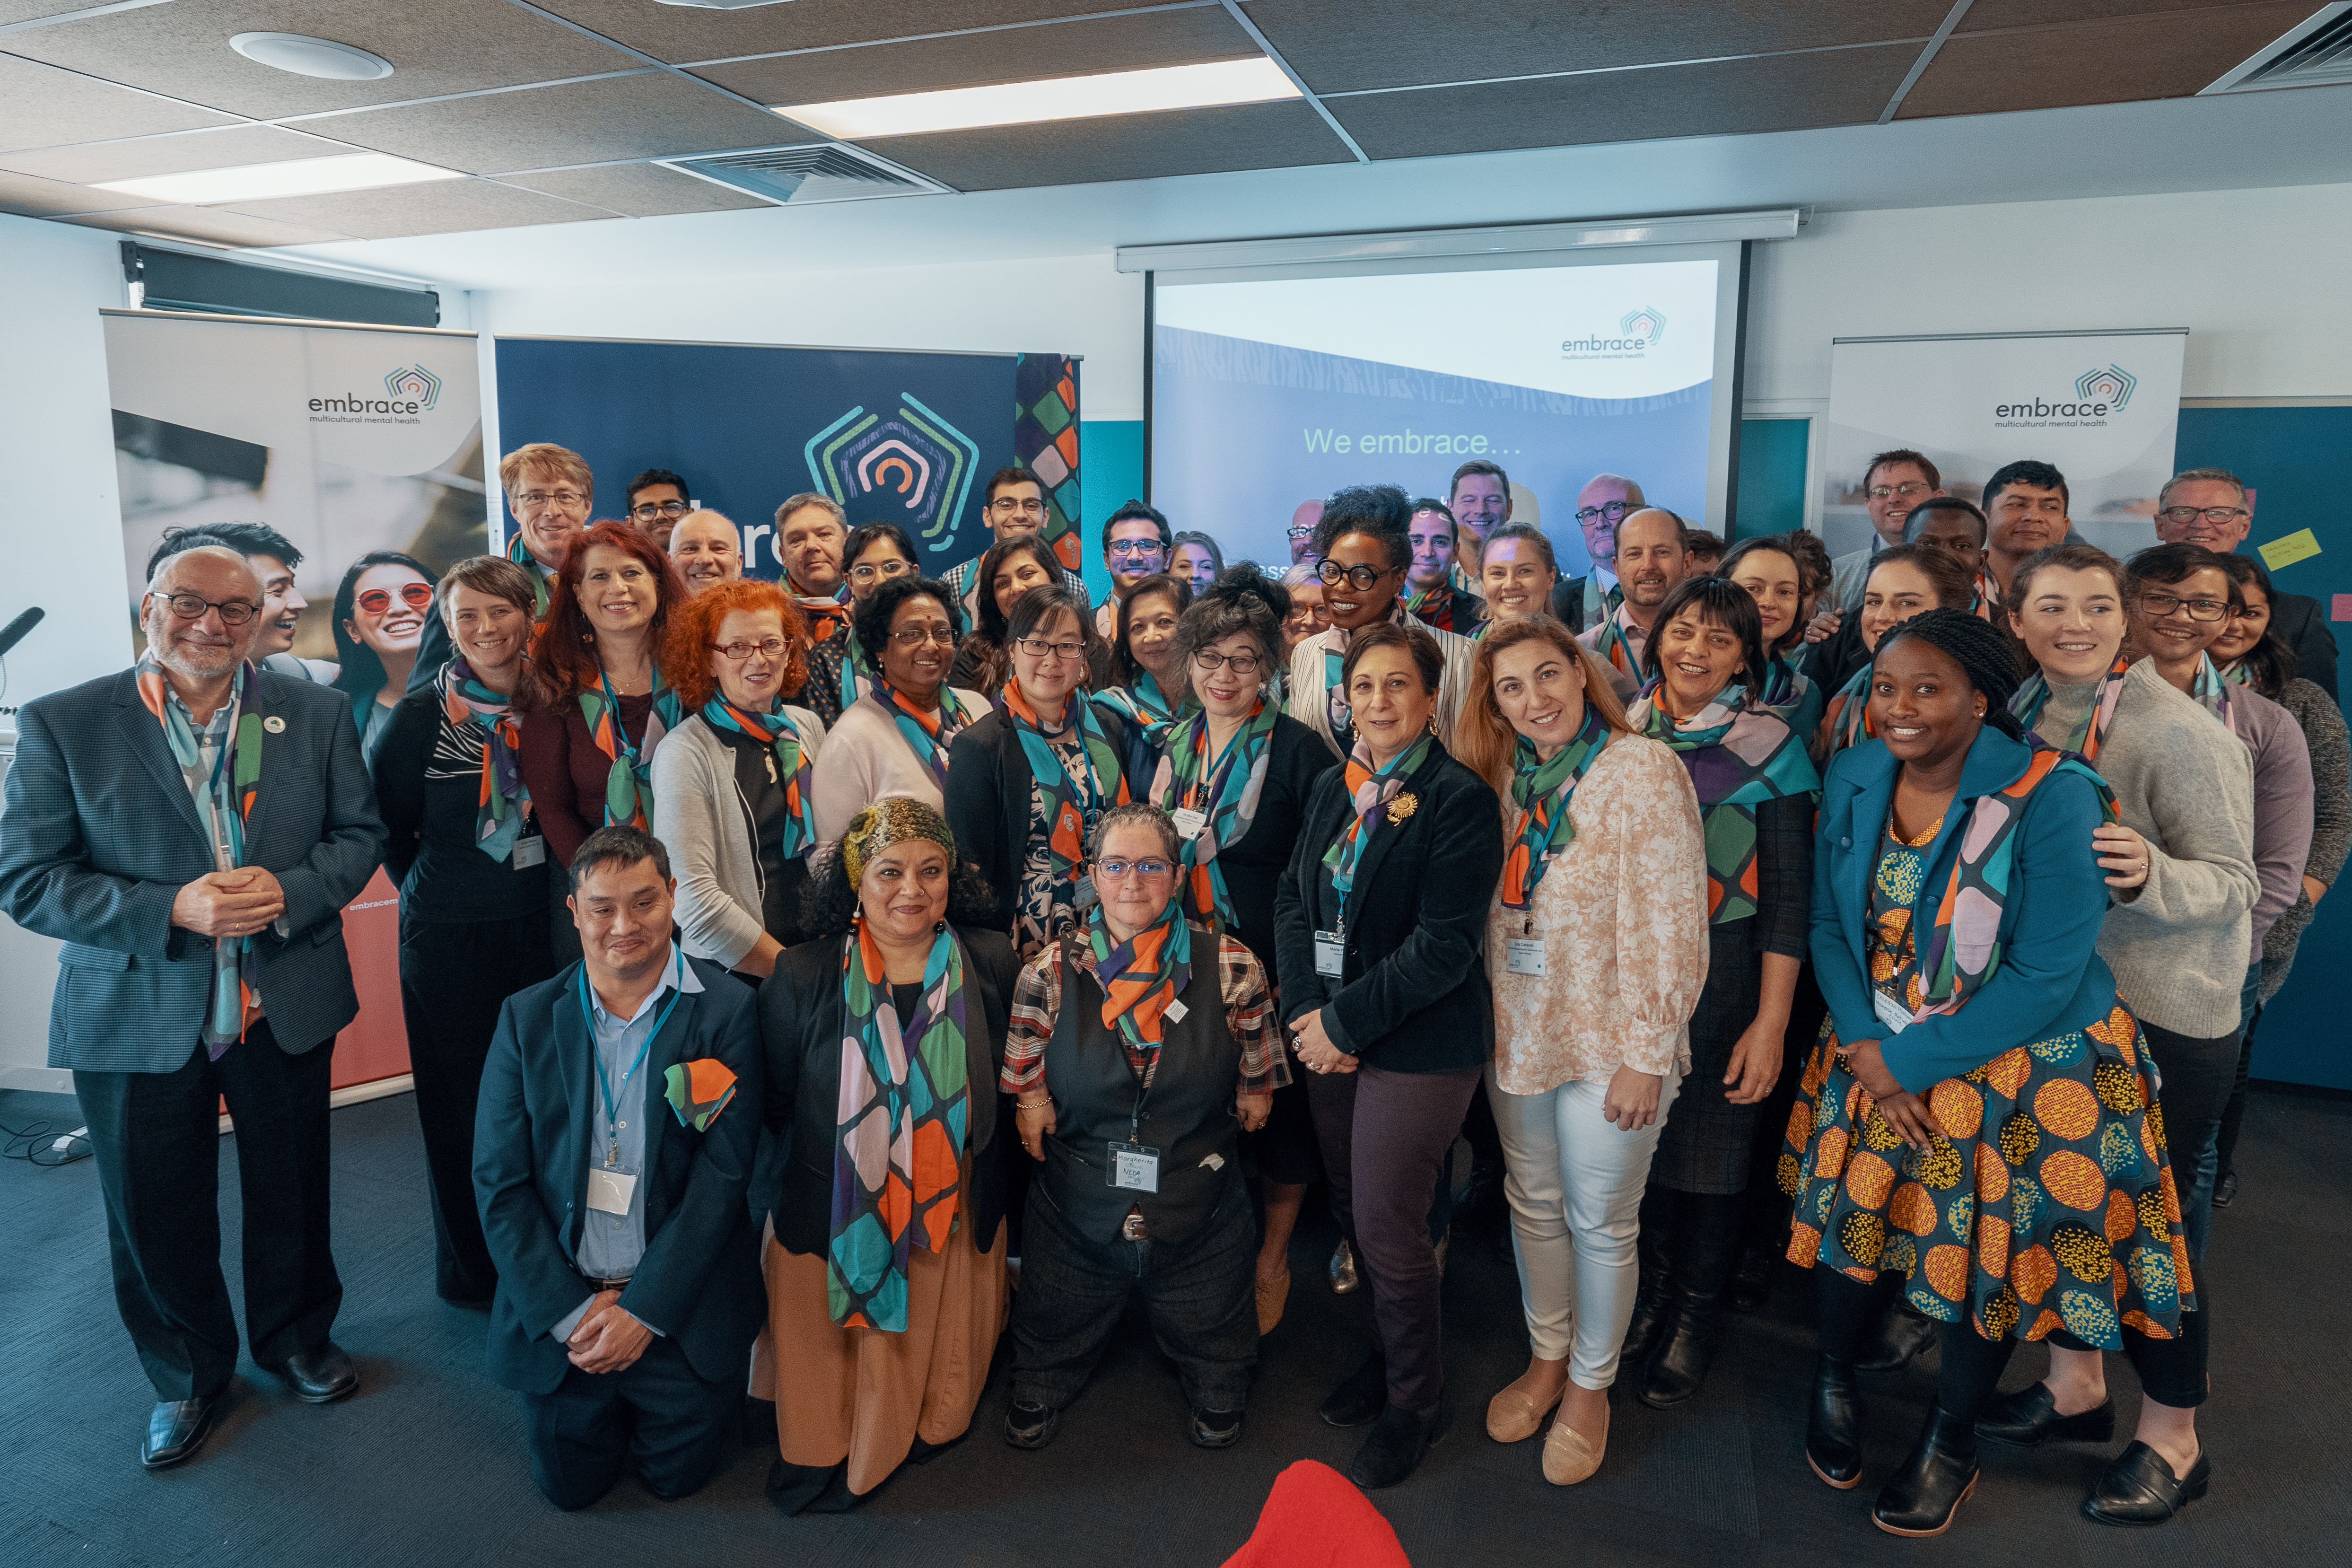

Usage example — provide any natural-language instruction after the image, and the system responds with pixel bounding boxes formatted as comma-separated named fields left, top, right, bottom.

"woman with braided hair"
left=1786, top=608, right=2194, bottom=1536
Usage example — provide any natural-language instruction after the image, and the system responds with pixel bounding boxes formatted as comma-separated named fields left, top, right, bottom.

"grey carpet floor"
left=2, top=1082, right=2347, bottom=1567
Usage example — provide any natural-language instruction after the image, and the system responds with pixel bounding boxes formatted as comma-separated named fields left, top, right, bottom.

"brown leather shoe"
left=1542, top=1404, right=1609, bottom=1486
left=1485, top=1370, right=1566, bottom=1443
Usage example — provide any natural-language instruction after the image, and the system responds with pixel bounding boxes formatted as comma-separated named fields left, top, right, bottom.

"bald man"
left=1554, top=473, right=1647, bottom=631
left=668, top=509, right=744, bottom=596
left=1287, top=499, right=1324, bottom=567
left=1576, top=507, right=1687, bottom=699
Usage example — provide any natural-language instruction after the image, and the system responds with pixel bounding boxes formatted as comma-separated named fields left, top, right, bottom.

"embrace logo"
left=1994, top=362, right=2135, bottom=423
left=1561, top=307, right=1665, bottom=356
left=804, top=394, right=979, bottom=550
left=2074, top=364, right=2136, bottom=410
left=1618, top=307, right=1666, bottom=344
left=384, top=365, right=441, bottom=410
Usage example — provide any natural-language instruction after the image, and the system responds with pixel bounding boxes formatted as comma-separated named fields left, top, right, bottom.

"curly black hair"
left=796, top=841, right=1000, bottom=940
left=1874, top=606, right=2028, bottom=738
left=1311, top=483, right=1414, bottom=572
left=853, top=573, right=964, bottom=668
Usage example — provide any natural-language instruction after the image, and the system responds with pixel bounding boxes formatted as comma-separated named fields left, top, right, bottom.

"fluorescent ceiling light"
left=778, top=57, right=1300, bottom=140
left=93, top=152, right=462, bottom=206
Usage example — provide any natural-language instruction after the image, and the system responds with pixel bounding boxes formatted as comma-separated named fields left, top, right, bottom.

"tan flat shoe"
left=1486, top=1375, right=1567, bottom=1443
left=1255, top=1270, right=1291, bottom=1336
left=1543, top=1404, right=1609, bottom=1486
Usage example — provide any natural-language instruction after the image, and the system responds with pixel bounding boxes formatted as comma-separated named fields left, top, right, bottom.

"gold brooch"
left=1385, top=792, right=1418, bottom=825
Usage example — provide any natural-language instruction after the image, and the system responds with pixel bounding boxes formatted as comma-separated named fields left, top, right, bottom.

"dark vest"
left=1041, top=930, right=1242, bottom=1248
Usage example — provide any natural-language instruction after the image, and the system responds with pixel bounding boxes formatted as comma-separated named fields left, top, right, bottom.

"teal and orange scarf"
left=440, top=657, right=530, bottom=860
left=2010, top=652, right=2128, bottom=764
left=1151, top=698, right=1279, bottom=926
left=1819, top=663, right=1875, bottom=761
left=504, top=533, right=552, bottom=619
left=828, top=917, right=969, bottom=1332
left=578, top=667, right=684, bottom=831
left=1407, top=580, right=1472, bottom=634
left=1500, top=708, right=1610, bottom=911
left=794, top=583, right=853, bottom=647
left=1585, top=600, right=1644, bottom=682
left=1320, top=602, right=1412, bottom=748
left=699, top=696, right=817, bottom=861
left=1087, top=899, right=1189, bottom=1050
left=876, top=679, right=980, bottom=789
left=1093, top=668, right=1189, bottom=736
left=2188, top=651, right=2240, bottom=742
left=836, top=627, right=875, bottom=713
left=1632, top=684, right=1820, bottom=923
left=1005, top=678, right=1128, bottom=900
left=137, top=656, right=264, bottom=1055
left=1323, top=731, right=1433, bottom=899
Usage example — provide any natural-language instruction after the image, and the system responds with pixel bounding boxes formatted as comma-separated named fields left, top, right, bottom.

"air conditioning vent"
left=2203, top=2, right=2352, bottom=92
left=660, top=143, right=952, bottom=205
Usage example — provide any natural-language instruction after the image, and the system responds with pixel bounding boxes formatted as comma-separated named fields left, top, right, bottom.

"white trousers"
left=1486, top=1065, right=1682, bottom=1390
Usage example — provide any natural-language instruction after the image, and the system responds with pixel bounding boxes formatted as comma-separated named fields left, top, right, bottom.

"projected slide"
left=1151, top=258, right=1722, bottom=577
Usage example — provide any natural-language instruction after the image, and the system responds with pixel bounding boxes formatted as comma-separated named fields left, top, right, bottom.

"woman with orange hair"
left=653, top=578, right=826, bottom=981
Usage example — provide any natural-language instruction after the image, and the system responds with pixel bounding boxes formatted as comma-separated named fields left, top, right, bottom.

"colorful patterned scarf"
left=1581, top=572, right=1623, bottom=630
left=1754, top=651, right=1813, bottom=725
left=2188, top=651, right=2241, bottom=742
left=578, top=667, right=684, bottom=831
left=2218, top=657, right=2254, bottom=688
left=1151, top=698, right=1279, bottom=926
left=2009, top=652, right=2129, bottom=764
left=504, top=533, right=551, bottom=618
left=699, top=696, right=816, bottom=861
left=1087, top=899, right=1189, bottom=1050
left=1322, top=731, right=1433, bottom=899
left=1093, top=668, right=1190, bottom=738
left=1407, top=580, right=1470, bottom=634
left=136, top=656, right=264, bottom=1055
left=440, top=656, right=530, bottom=860
left=1972, top=569, right=2002, bottom=622
left=1632, top=685, right=1820, bottom=923
left=1584, top=600, right=1646, bottom=681
left=837, top=627, right=875, bottom=713
left=874, top=679, right=979, bottom=789
left=795, top=584, right=852, bottom=647
left=1501, top=708, right=1611, bottom=911
left=1819, top=663, right=1876, bottom=760
left=828, top=918, right=970, bottom=1332
left=1004, top=678, right=1128, bottom=899
left=1320, top=602, right=1412, bottom=747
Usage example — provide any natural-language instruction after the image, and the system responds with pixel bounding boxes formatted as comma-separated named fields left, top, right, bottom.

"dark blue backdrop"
left=493, top=337, right=1019, bottom=580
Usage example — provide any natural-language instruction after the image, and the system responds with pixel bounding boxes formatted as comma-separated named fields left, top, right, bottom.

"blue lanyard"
left=578, top=948, right=685, bottom=1162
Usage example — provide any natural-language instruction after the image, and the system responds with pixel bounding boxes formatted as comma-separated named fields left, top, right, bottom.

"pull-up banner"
left=1823, top=328, right=2187, bottom=558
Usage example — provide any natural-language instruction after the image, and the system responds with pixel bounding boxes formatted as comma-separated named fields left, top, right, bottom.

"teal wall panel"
left=1733, top=417, right=1809, bottom=540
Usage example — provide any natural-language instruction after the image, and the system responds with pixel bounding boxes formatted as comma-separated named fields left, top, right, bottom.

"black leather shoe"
left=1728, top=1245, right=1776, bottom=1314
left=1872, top=1404, right=1978, bottom=1537
left=1320, top=1354, right=1388, bottom=1428
left=1854, top=1301, right=1940, bottom=1374
left=2081, top=1441, right=2210, bottom=1526
left=1805, top=1356, right=1862, bottom=1489
left=1973, top=1383, right=2115, bottom=1447
left=1189, top=1407, right=1243, bottom=1449
left=2213, top=1169, right=2238, bottom=1208
left=1638, top=1300, right=1722, bottom=1409
left=272, top=1341, right=358, bottom=1404
left=1347, top=1402, right=1443, bottom=1489
left=1004, top=1401, right=1059, bottom=1449
left=141, top=1394, right=219, bottom=1470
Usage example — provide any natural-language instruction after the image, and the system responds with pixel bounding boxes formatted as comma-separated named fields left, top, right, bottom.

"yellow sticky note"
left=2259, top=529, right=2321, bottom=572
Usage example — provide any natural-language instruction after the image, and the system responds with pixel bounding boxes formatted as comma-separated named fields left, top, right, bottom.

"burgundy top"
left=519, top=691, right=652, bottom=867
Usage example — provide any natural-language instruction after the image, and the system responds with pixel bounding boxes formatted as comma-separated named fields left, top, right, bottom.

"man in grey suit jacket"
left=0, top=546, right=385, bottom=1469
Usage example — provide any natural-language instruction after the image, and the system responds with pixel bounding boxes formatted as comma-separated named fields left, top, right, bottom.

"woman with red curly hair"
left=652, top=578, right=826, bottom=980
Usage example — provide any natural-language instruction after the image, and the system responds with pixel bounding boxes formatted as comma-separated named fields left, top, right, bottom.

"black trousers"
left=522, top=1335, right=739, bottom=1511
left=399, top=910, right=558, bottom=1301
left=75, top=1024, right=341, bottom=1402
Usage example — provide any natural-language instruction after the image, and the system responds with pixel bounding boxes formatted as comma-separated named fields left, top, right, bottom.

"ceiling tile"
left=1898, top=1, right=2319, bottom=118
left=301, top=73, right=793, bottom=176
left=1327, top=45, right=1920, bottom=159
left=61, top=202, right=358, bottom=246
left=0, top=53, right=243, bottom=154
left=0, top=122, right=364, bottom=184
left=1241, top=0, right=1954, bottom=94
left=0, top=166, right=156, bottom=216
left=529, top=1, right=1173, bottom=65
left=212, top=175, right=619, bottom=238
left=694, top=7, right=1259, bottom=105
left=858, top=99, right=1351, bottom=191
left=3, top=0, right=642, bottom=118
left=0, top=0, right=115, bottom=20
left=1959, top=0, right=2300, bottom=28
left=496, top=162, right=770, bottom=217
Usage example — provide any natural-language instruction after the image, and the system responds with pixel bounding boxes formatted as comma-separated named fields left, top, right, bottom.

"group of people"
left=2, top=437, right=2336, bottom=1542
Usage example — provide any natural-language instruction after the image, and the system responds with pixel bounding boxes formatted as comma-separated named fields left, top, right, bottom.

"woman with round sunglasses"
left=802, top=521, right=918, bottom=730
left=332, top=550, right=437, bottom=758
left=810, top=575, right=988, bottom=844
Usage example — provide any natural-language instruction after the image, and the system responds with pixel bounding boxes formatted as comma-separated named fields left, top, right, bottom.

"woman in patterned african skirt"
left=1785, top=610, right=2194, bottom=1538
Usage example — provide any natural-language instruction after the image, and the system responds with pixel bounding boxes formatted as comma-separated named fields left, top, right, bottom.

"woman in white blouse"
left=1456, top=616, right=1711, bottom=1486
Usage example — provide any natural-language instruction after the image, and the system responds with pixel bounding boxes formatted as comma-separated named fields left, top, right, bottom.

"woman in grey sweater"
left=1981, top=542, right=2257, bottom=1527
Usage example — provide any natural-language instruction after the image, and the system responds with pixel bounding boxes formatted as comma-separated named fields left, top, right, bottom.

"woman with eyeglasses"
left=951, top=536, right=1112, bottom=698
left=1475, top=523, right=1561, bottom=632
left=803, top=521, right=918, bottom=730
left=332, top=550, right=438, bottom=758
left=1964, top=542, right=2255, bottom=1525
left=810, top=575, right=988, bottom=844
left=1275, top=619, right=1505, bottom=1489
left=1000, top=804, right=1285, bottom=1453
left=1147, top=564, right=1336, bottom=1334
left=652, top=579, right=827, bottom=985
left=945, top=585, right=1139, bottom=960
left=1279, top=564, right=1330, bottom=657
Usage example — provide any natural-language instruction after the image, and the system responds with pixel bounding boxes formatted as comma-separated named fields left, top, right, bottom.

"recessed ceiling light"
left=777, top=57, right=1301, bottom=140
left=651, top=0, right=797, bottom=9
left=229, top=33, right=394, bottom=81
left=94, top=152, right=462, bottom=206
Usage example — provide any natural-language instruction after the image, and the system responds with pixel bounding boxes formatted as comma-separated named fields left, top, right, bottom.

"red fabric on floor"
left=1219, top=1459, right=1411, bottom=1567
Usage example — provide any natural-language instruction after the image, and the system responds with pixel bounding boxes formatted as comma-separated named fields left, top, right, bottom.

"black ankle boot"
left=1727, top=1243, right=1776, bottom=1313
left=1347, top=1401, right=1444, bottom=1489
left=1806, top=1355, right=1862, bottom=1488
left=1854, top=1300, right=1940, bottom=1374
left=1872, top=1404, right=1979, bottom=1537
left=1638, top=1191, right=1740, bottom=1409
left=1620, top=1188, right=1676, bottom=1364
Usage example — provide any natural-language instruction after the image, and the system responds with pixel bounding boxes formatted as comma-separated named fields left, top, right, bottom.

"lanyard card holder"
left=1109, top=1141, right=1160, bottom=1192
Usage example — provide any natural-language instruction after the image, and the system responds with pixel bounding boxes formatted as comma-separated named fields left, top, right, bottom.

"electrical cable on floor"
left=2, top=1120, right=92, bottom=1167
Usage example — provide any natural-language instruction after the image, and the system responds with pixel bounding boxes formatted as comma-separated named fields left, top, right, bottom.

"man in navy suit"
left=473, top=824, right=763, bottom=1511
left=0, top=545, right=386, bottom=1468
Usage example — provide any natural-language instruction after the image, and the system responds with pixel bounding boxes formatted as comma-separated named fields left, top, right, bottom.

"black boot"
left=1806, top=1354, right=1863, bottom=1489
left=1854, top=1299, right=1940, bottom=1374
left=1872, top=1404, right=1979, bottom=1537
left=1728, top=1243, right=1776, bottom=1314
left=1619, top=1186, right=1676, bottom=1365
left=1347, top=1402, right=1444, bottom=1489
left=1639, top=1191, right=1741, bottom=1409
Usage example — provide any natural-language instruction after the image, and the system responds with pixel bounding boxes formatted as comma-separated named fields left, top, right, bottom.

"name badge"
left=1313, top=930, right=1344, bottom=978
left=1109, top=1142, right=1160, bottom=1192
left=1163, top=998, right=1188, bottom=1027
left=1871, top=988, right=1914, bottom=1036
left=586, top=1165, right=638, bottom=1215
left=1505, top=937, right=1547, bottom=978
left=512, top=836, right=547, bottom=869
left=1171, top=806, right=1209, bottom=840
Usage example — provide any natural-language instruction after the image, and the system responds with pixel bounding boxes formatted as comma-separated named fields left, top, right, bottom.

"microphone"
left=0, top=607, right=41, bottom=659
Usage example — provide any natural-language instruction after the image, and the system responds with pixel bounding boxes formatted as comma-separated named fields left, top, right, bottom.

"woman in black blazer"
left=756, top=797, right=1020, bottom=1515
left=1275, top=618, right=1506, bottom=1490
left=945, top=584, right=1138, bottom=957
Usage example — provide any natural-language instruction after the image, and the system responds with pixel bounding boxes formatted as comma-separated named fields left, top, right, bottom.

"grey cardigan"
left=2262, top=677, right=2352, bottom=1000
left=649, top=708, right=826, bottom=969
left=2037, top=661, right=2258, bottom=1038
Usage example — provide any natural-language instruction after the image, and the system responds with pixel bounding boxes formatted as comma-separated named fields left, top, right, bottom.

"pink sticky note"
left=2335, top=595, right=2352, bottom=622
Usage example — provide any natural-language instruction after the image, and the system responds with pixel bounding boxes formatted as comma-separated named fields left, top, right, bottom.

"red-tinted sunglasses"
left=356, top=582, right=435, bottom=615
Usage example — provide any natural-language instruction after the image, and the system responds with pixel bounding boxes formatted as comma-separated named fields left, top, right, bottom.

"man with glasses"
left=773, top=493, right=854, bottom=644
left=2153, top=466, right=2336, bottom=699
left=1288, top=499, right=1324, bottom=568
left=667, top=509, right=744, bottom=596
left=0, top=545, right=386, bottom=1469
left=1404, top=498, right=1485, bottom=634
left=1552, top=472, right=1645, bottom=631
left=1577, top=506, right=1691, bottom=699
left=1828, top=450, right=1945, bottom=613
left=624, top=469, right=694, bottom=550
left=1095, top=499, right=1174, bottom=639
left=146, top=522, right=337, bottom=684
left=943, top=466, right=1088, bottom=624
left=409, top=441, right=591, bottom=696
